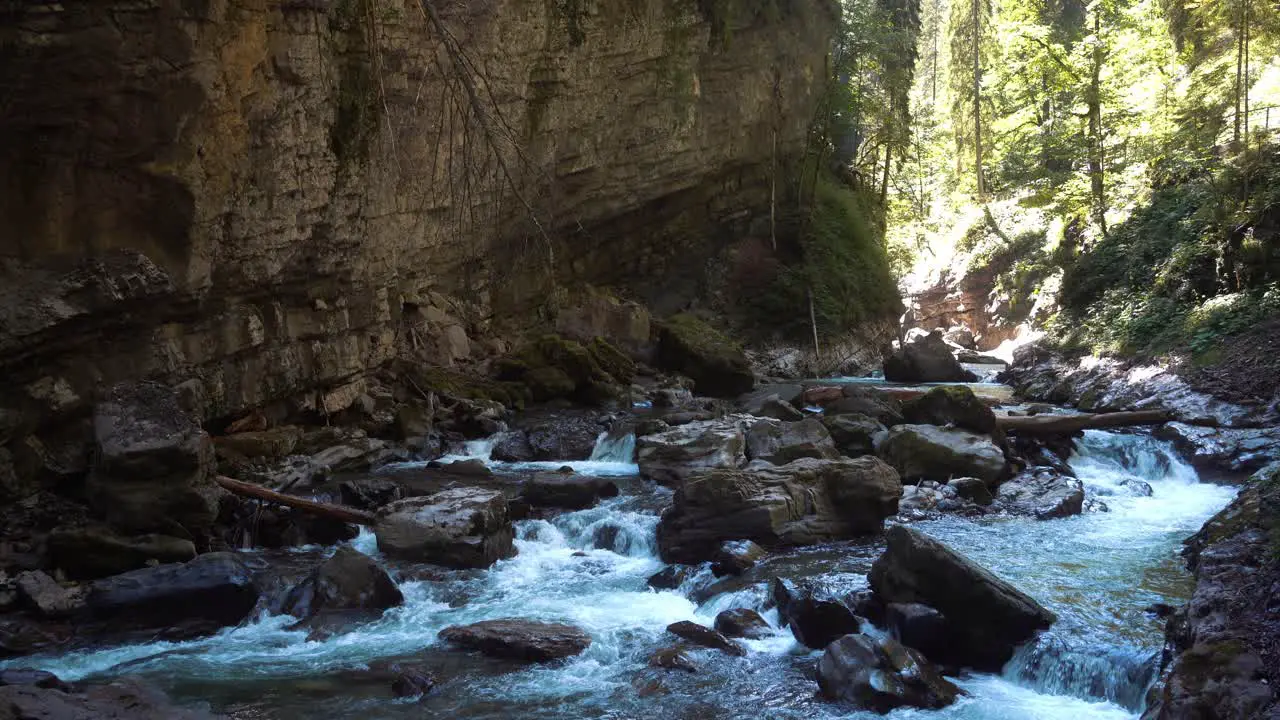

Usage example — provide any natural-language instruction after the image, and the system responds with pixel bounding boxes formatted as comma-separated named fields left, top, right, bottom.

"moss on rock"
left=496, top=335, right=633, bottom=405
left=655, top=313, right=754, bottom=398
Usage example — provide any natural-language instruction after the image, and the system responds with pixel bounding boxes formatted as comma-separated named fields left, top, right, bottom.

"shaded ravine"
left=2, top=431, right=1234, bottom=719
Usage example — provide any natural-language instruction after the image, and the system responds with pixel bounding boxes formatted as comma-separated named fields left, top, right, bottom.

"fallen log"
left=214, top=475, right=378, bottom=526
left=996, top=410, right=1171, bottom=436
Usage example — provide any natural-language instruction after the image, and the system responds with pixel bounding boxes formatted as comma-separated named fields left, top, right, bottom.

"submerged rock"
left=883, top=331, right=978, bottom=383
left=438, top=618, right=591, bottom=662
left=282, top=546, right=402, bottom=620
left=666, top=620, right=746, bottom=656
left=86, top=551, right=260, bottom=639
left=714, top=608, right=772, bottom=639
left=374, top=488, right=516, bottom=569
left=647, top=565, right=692, bottom=591
left=870, top=526, right=1055, bottom=670
left=520, top=472, right=619, bottom=510
left=995, top=467, right=1084, bottom=520
left=772, top=578, right=862, bottom=649
left=877, top=424, right=1007, bottom=484
left=817, top=633, right=960, bottom=712
left=637, top=418, right=747, bottom=487
left=649, top=645, right=698, bottom=672
left=656, top=457, right=901, bottom=564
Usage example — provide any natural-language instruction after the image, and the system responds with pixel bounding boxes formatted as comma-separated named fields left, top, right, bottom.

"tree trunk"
left=1234, top=0, right=1245, bottom=149
left=995, top=410, right=1171, bottom=436
left=214, top=476, right=379, bottom=526
left=1087, top=6, right=1107, bottom=235
left=972, top=0, right=984, bottom=196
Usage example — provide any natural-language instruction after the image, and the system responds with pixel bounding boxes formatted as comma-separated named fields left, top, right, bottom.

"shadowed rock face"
left=817, top=633, right=961, bottom=713
left=869, top=525, right=1056, bottom=671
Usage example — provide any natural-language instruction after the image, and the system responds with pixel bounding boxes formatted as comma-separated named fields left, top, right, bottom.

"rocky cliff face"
left=0, top=0, right=834, bottom=436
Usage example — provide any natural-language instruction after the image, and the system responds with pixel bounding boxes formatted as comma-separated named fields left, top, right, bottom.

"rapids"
left=2, top=428, right=1235, bottom=719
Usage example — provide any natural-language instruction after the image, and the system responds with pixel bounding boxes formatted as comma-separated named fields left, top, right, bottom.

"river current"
left=4, top=426, right=1234, bottom=719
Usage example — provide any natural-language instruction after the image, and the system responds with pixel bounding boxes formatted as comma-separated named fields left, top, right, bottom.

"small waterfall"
left=1004, top=635, right=1158, bottom=711
left=589, top=430, right=636, bottom=464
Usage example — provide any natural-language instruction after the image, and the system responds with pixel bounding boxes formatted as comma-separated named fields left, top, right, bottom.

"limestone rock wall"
left=0, top=0, right=835, bottom=438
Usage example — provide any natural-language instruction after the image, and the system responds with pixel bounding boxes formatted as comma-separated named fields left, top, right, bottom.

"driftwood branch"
left=214, top=476, right=378, bottom=527
left=996, top=410, right=1170, bottom=435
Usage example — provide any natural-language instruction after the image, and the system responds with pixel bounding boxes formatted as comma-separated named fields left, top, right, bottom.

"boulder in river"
left=995, top=467, right=1084, bottom=520
left=490, top=430, right=535, bottom=462
left=657, top=457, right=901, bottom=564
left=523, top=416, right=605, bottom=461
left=714, top=608, right=772, bottom=639
left=0, top=677, right=219, bottom=719
left=637, top=417, right=747, bottom=487
left=666, top=620, right=746, bottom=656
left=884, top=602, right=953, bottom=666
left=877, top=424, right=1007, bottom=484
left=817, top=633, right=961, bottom=712
left=520, top=471, right=619, bottom=510
left=438, top=618, right=591, bottom=662
left=375, top=488, right=516, bottom=569
left=869, top=526, right=1056, bottom=670
left=338, top=478, right=405, bottom=511
left=87, top=551, right=260, bottom=640
left=772, top=578, right=862, bottom=649
left=822, top=413, right=886, bottom=458
left=654, top=313, right=755, bottom=398
left=901, top=386, right=996, bottom=434
left=822, top=387, right=905, bottom=427
left=282, top=546, right=403, bottom=620
left=649, top=645, right=698, bottom=672
left=947, top=477, right=993, bottom=506
left=712, top=539, right=766, bottom=576
left=745, top=417, right=839, bottom=464
left=883, top=331, right=978, bottom=383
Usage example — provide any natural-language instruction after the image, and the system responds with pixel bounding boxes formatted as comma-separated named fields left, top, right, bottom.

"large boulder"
left=772, top=578, right=862, bottom=649
left=1154, top=422, right=1280, bottom=473
left=0, top=677, right=218, bottom=719
left=823, top=387, right=905, bottom=427
left=637, top=418, right=747, bottom=487
left=282, top=546, right=403, bottom=620
left=654, top=313, right=754, bottom=398
left=883, top=331, right=978, bottom=383
left=995, top=467, right=1084, bottom=520
left=869, top=526, right=1055, bottom=670
left=657, top=457, right=901, bottom=564
left=438, top=618, right=591, bottom=662
left=490, top=430, right=535, bottom=462
left=522, top=415, right=605, bottom=461
left=817, top=633, right=960, bottom=712
left=87, top=552, right=260, bottom=639
left=901, top=386, right=996, bottom=434
left=496, top=335, right=633, bottom=405
left=85, top=382, right=219, bottom=536
left=822, top=413, right=886, bottom=458
left=745, top=418, right=839, bottom=464
left=520, top=471, right=619, bottom=510
left=375, top=488, right=516, bottom=569
left=665, top=620, right=746, bottom=656
left=47, top=527, right=196, bottom=580
left=877, top=425, right=1007, bottom=484
left=714, top=608, right=772, bottom=639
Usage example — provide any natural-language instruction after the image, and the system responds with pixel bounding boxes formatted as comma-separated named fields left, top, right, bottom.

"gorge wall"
left=0, top=0, right=836, bottom=441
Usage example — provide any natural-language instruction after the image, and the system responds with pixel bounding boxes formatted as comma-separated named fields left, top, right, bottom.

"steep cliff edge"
left=0, top=0, right=835, bottom=435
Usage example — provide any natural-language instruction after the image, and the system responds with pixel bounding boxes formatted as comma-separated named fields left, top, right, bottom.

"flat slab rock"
left=438, top=619, right=591, bottom=662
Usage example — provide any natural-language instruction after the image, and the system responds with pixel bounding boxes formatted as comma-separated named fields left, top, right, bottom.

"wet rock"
left=877, top=425, right=1007, bottom=484
left=948, top=477, right=993, bottom=506
left=822, top=413, right=886, bottom=458
left=87, top=551, right=260, bottom=639
left=1121, top=478, right=1154, bottom=497
left=214, top=426, right=302, bottom=459
left=665, top=620, right=746, bottom=656
left=523, top=416, right=604, bottom=461
left=845, top=589, right=886, bottom=625
left=389, top=667, right=436, bottom=698
left=520, top=472, right=619, bottom=510
left=772, top=578, right=862, bottom=649
left=883, top=331, right=978, bottom=383
left=282, top=546, right=403, bottom=619
left=647, top=565, right=692, bottom=591
left=47, top=527, right=196, bottom=580
left=897, top=481, right=978, bottom=519
left=375, top=488, right=516, bottom=569
left=870, top=526, right=1055, bottom=670
left=901, top=386, right=996, bottom=434
left=745, top=418, right=839, bottom=464
left=637, top=418, right=747, bottom=487
left=649, top=645, right=698, bottom=672
left=995, top=467, right=1084, bottom=520
left=438, top=618, right=591, bottom=662
left=0, top=677, right=219, bottom=719
left=657, top=457, right=901, bottom=564
left=1153, top=422, right=1280, bottom=473
left=338, top=478, right=405, bottom=511
left=441, top=458, right=492, bottom=476
left=0, top=668, right=69, bottom=691
left=490, top=430, right=535, bottom=462
left=884, top=602, right=952, bottom=664
left=754, top=395, right=805, bottom=421
left=85, top=381, right=218, bottom=536
left=714, top=608, right=772, bottom=639
left=823, top=387, right=905, bottom=427
left=1084, top=498, right=1110, bottom=513
left=817, top=633, right=960, bottom=712
left=655, top=313, right=754, bottom=398
left=712, top=540, right=766, bottom=576
left=16, top=571, right=79, bottom=618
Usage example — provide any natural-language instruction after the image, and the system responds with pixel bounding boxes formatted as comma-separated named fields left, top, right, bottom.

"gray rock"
left=745, top=417, right=839, bottom=464
left=524, top=416, right=605, bottom=461
left=756, top=395, right=805, bottom=421
left=817, top=633, right=960, bottom=712
left=823, top=387, right=905, bottom=427
left=47, top=527, right=196, bottom=581
left=649, top=645, right=698, bottom=672
left=714, top=608, right=772, bottom=639
left=521, top=471, right=619, bottom=510
left=374, top=488, right=516, bottom=569
left=712, top=540, right=766, bottom=576
left=870, top=526, right=1055, bottom=670
left=438, top=618, right=591, bottom=662
left=637, top=417, right=747, bottom=487
left=87, top=552, right=260, bottom=639
left=338, top=478, right=405, bottom=511
left=772, top=578, right=862, bottom=649
left=901, top=386, right=996, bottom=434
left=0, top=677, right=220, bottom=719
left=1154, top=422, right=1280, bottom=473
left=878, top=424, right=1007, bottom=484
left=490, top=430, right=535, bottom=462
left=884, top=602, right=952, bottom=665
left=823, top=413, right=886, bottom=458
left=883, top=331, right=978, bottom=383
left=282, top=546, right=403, bottom=620
left=948, top=477, right=993, bottom=506
left=666, top=620, right=746, bottom=656
left=995, top=467, right=1084, bottom=520
left=16, top=571, right=80, bottom=618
